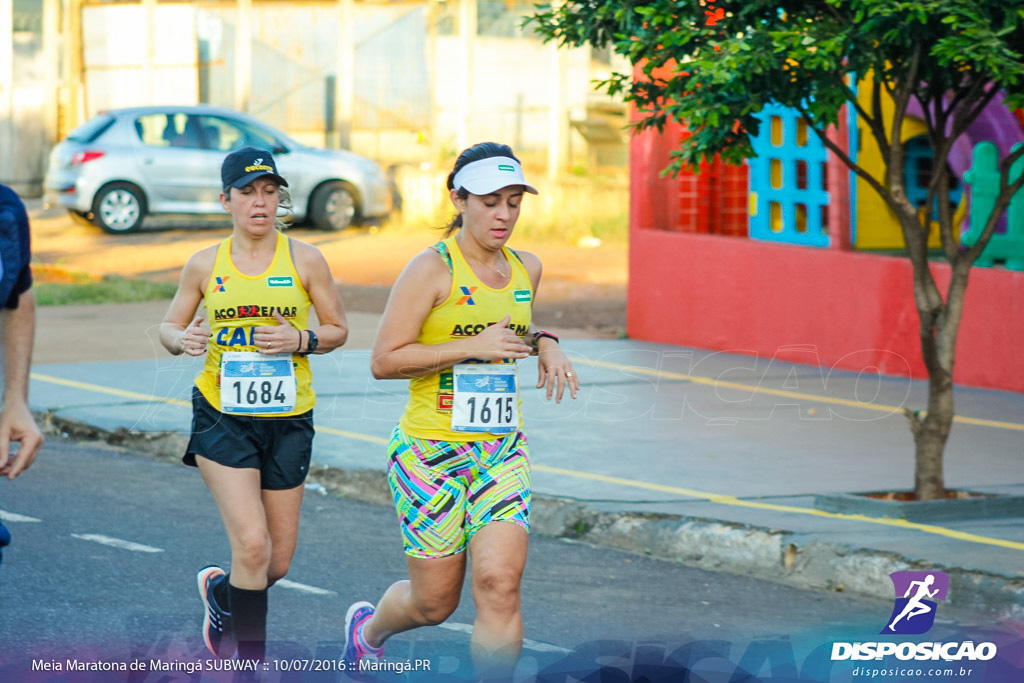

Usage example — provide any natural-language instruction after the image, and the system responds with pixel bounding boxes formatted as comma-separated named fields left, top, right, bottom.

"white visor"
left=452, top=156, right=539, bottom=196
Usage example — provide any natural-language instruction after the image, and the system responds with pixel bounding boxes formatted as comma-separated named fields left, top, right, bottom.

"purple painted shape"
left=907, top=91, right=1023, bottom=234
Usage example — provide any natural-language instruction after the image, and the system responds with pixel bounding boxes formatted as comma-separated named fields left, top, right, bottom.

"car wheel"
left=92, top=183, right=146, bottom=233
left=310, top=181, right=358, bottom=231
left=68, top=209, right=93, bottom=226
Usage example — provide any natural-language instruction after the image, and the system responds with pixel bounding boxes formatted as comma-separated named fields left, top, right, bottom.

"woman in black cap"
left=160, top=146, right=348, bottom=663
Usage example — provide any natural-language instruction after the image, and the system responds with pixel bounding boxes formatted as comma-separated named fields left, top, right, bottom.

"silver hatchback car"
left=45, top=105, right=395, bottom=233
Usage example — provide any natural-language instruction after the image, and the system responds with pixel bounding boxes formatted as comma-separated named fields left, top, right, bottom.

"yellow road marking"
left=315, top=425, right=388, bottom=444
left=31, top=373, right=190, bottom=407
left=33, top=372, right=391, bottom=444
left=577, top=359, right=1024, bottom=431
left=31, top=370, right=1024, bottom=551
left=533, top=463, right=1024, bottom=551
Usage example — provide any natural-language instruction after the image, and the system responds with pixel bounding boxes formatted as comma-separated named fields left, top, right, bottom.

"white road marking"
left=71, top=534, right=164, bottom=553
left=0, top=510, right=42, bottom=523
left=275, top=579, right=336, bottom=596
left=438, top=622, right=571, bottom=654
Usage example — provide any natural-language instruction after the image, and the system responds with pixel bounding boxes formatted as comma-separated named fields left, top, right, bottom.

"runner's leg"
left=362, top=552, right=467, bottom=647
left=263, top=484, right=305, bottom=585
left=198, top=458, right=270, bottom=660
left=468, top=521, right=528, bottom=674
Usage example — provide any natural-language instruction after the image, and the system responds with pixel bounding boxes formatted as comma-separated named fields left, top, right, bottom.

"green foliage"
left=34, top=275, right=178, bottom=307
left=530, top=0, right=1024, bottom=177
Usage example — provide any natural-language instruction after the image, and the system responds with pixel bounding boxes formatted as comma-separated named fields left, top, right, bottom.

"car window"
left=66, top=114, right=115, bottom=142
left=135, top=113, right=204, bottom=149
left=197, top=115, right=278, bottom=152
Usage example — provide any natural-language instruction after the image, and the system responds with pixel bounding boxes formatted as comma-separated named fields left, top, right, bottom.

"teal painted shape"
left=963, top=142, right=1024, bottom=270
left=1008, top=147, right=1024, bottom=271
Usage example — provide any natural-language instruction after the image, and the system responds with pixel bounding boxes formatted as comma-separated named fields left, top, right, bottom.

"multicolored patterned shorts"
left=386, top=426, right=531, bottom=559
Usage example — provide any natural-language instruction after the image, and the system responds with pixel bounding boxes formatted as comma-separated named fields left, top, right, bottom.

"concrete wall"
left=81, top=3, right=199, bottom=112
left=629, top=127, right=1024, bottom=394
left=4, top=0, right=616, bottom=198
left=1, top=17, right=49, bottom=194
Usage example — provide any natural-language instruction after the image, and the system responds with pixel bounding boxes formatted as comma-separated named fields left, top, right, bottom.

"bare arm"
left=518, top=250, right=579, bottom=403
left=294, top=241, right=347, bottom=352
left=0, top=290, right=44, bottom=479
left=370, top=249, right=532, bottom=380
left=160, top=248, right=214, bottom=356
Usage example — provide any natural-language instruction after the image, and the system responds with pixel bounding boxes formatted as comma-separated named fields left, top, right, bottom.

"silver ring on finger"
left=566, top=371, right=575, bottom=378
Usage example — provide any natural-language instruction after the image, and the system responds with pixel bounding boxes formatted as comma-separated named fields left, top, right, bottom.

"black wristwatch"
left=302, top=330, right=319, bottom=356
left=531, top=330, right=559, bottom=355
left=533, top=330, right=559, bottom=345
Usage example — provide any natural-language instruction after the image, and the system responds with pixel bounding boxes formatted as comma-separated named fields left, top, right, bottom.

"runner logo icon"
left=881, top=570, right=949, bottom=635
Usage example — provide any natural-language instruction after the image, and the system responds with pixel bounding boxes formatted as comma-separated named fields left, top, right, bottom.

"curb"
left=39, top=412, right=1024, bottom=620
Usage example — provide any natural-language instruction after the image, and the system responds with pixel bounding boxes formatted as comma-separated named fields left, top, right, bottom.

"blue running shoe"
left=197, top=565, right=235, bottom=658
left=342, top=601, right=384, bottom=667
left=0, top=520, right=10, bottom=567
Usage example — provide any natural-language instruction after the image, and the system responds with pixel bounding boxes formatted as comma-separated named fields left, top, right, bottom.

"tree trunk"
left=904, top=242, right=971, bottom=501
left=908, top=370, right=952, bottom=501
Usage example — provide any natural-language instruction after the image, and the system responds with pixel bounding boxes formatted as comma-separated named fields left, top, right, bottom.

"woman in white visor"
left=342, top=142, right=579, bottom=678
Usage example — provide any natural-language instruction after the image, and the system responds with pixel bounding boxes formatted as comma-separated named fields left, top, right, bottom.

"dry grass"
left=32, top=264, right=177, bottom=306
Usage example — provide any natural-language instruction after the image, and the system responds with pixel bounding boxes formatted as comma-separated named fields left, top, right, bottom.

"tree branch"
left=867, top=76, right=892, bottom=164
left=951, top=81, right=1000, bottom=142
left=799, top=108, right=896, bottom=212
left=963, top=145, right=1024, bottom=261
left=888, top=41, right=922, bottom=184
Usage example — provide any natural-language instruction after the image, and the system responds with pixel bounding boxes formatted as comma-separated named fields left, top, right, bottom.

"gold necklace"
left=457, top=235, right=509, bottom=279
left=469, top=255, right=509, bottom=279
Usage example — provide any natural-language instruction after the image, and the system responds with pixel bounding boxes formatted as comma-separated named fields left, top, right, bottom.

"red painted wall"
left=629, top=129, right=1024, bottom=393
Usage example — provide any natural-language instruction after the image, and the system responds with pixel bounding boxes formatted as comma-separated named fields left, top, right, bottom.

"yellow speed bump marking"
left=576, top=359, right=1024, bottom=431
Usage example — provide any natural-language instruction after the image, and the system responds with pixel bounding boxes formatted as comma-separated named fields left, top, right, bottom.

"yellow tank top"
left=400, top=236, right=533, bottom=441
left=196, top=231, right=314, bottom=416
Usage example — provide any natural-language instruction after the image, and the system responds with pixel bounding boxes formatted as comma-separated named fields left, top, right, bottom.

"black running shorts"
left=184, top=387, right=314, bottom=490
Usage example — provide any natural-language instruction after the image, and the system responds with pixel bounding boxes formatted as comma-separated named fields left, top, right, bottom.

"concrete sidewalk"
left=25, top=300, right=1024, bottom=621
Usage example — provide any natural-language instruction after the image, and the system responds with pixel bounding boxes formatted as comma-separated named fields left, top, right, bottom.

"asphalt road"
left=0, top=440, right=1005, bottom=682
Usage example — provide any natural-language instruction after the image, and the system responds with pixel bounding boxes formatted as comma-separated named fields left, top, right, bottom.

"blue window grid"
left=748, top=104, right=831, bottom=247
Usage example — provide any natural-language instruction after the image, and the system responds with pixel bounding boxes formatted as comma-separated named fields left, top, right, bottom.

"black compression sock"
left=229, top=584, right=268, bottom=662
left=213, top=572, right=231, bottom=612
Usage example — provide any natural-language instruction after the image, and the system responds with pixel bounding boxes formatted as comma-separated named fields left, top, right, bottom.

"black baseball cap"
left=221, top=146, right=289, bottom=190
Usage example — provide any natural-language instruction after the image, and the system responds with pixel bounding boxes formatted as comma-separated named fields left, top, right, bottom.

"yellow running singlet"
left=399, top=236, right=533, bottom=441
left=195, top=231, right=314, bottom=416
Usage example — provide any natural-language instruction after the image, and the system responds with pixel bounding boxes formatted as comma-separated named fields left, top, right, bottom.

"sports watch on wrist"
left=302, top=329, right=319, bottom=356
left=531, top=330, right=559, bottom=354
